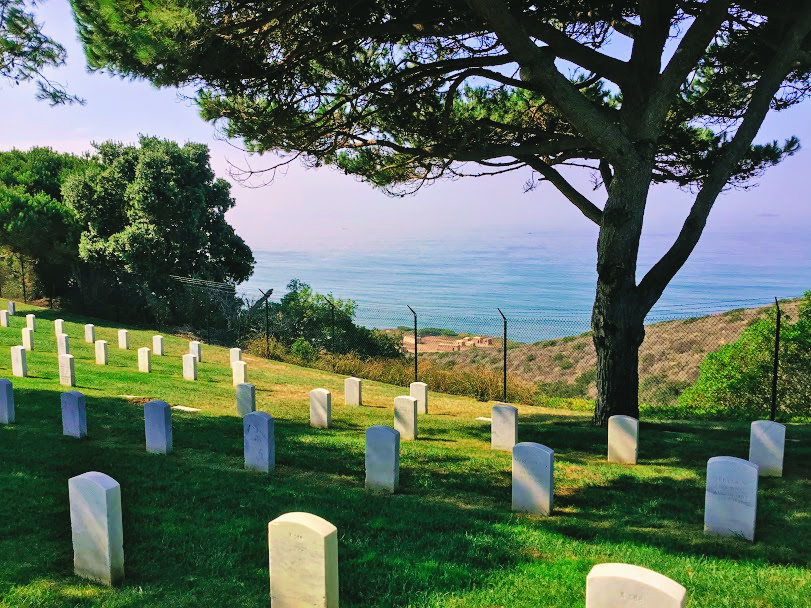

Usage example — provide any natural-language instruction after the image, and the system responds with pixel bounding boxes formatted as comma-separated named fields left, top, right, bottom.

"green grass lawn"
left=0, top=300, right=809, bottom=607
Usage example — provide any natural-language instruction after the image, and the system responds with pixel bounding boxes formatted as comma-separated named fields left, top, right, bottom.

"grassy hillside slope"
left=0, top=300, right=809, bottom=607
left=426, top=300, right=802, bottom=406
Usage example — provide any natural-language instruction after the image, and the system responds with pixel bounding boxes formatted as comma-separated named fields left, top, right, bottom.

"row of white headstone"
left=66, top=469, right=689, bottom=606
left=2, top=312, right=788, bottom=542
left=490, top=404, right=786, bottom=540
left=4, top=318, right=248, bottom=386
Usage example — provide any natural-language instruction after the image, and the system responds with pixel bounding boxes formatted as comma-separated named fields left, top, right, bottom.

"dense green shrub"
left=290, top=338, right=316, bottom=361
left=242, top=279, right=404, bottom=360
left=680, top=292, right=811, bottom=420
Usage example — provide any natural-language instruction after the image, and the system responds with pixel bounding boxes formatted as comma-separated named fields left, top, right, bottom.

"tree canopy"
left=1, top=0, right=82, bottom=104
left=70, top=0, right=811, bottom=423
left=0, top=140, right=255, bottom=326
left=62, top=136, right=255, bottom=287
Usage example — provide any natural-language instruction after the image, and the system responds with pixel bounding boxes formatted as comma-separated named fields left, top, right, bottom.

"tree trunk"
left=592, top=286, right=645, bottom=426
left=20, top=256, right=26, bottom=304
left=590, top=166, right=650, bottom=426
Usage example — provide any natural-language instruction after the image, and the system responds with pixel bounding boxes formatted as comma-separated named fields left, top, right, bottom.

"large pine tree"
left=71, top=0, right=811, bottom=423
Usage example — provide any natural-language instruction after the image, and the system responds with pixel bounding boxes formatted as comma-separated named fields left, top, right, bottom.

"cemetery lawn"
left=1, top=302, right=810, bottom=608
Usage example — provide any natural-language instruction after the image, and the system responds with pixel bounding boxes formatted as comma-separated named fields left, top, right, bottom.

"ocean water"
left=239, top=226, right=810, bottom=341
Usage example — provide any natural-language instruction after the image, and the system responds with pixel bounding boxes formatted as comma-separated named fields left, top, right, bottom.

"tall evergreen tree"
left=71, top=0, right=811, bottom=423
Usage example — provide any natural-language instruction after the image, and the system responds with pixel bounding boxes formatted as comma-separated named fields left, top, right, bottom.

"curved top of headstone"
left=61, top=390, right=84, bottom=401
left=69, top=471, right=119, bottom=491
left=245, top=411, right=272, bottom=421
left=513, top=441, right=553, bottom=457
left=366, top=425, right=399, bottom=439
left=395, top=395, right=418, bottom=404
left=144, top=400, right=170, bottom=412
left=707, top=455, right=758, bottom=471
left=587, top=563, right=687, bottom=605
left=0, top=378, right=11, bottom=387
left=410, top=381, right=427, bottom=388
left=608, top=414, right=638, bottom=425
left=310, top=388, right=330, bottom=396
left=269, top=512, right=337, bottom=538
left=346, top=376, right=361, bottom=382
left=751, top=420, right=785, bottom=431
left=493, top=403, right=518, bottom=412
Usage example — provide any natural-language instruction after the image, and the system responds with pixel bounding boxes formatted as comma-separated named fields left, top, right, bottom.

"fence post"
left=258, top=289, right=271, bottom=358
left=323, top=296, right=336, bottom=371
left=498, top=308, right=507, bottom=403
left=407, top=305, right=417, bottom=383
left=771, top=298, right=781, bottom=421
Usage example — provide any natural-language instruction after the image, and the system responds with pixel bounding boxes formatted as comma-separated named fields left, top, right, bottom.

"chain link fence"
left=3, top=267, right=803, bottom=415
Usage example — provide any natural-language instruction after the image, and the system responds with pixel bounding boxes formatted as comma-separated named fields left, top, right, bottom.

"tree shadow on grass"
left=548, top=470, right=811, bottom=567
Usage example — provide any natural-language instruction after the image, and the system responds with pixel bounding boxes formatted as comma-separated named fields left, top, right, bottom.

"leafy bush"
left=680, top=291, right=811, bottom=420
left=290, top=338, right=316, bottom=361
left=242, top=279, right=404, bottom=360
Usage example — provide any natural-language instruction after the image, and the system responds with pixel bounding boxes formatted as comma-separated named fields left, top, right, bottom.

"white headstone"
left=585, top=563, right=687, bottom=608
left=6, top=301, right=15, bottom=315
left=59, top=354, right=76, bottom=387
left=144, top=400, right=172, bottom=455
left=118, top=329, right=128, bottom=350
left=26, top=314, right=36, bottom=331
left=189, top=340, right=202, bottom=362
left=410, top=381, right=428, bottom=414
left=152, top=335, right=164, bottom=356
left=57, top=333, right=70, bottom=356
left=138, top=347, right=151, bottom=373
left=68, top=471, right=124, bottom=586
left=61, top=391, right=87, bottom=438
left=749, top=420, right=786, bottom=477
left=344, top=377, right=362, bottom=406
left=268, top=512, right=339, bottom=608
left=95, top=340, right=108, bottom=365
left=310, top=388, right=331, bottom=428
left=232, top=360, right=247, bottom=386
left=394, top=395, right=418, bottom=440
left=182, top=353, right=197, bottom=381
left=704, top=456, right=758, bottom=541
left=512, top=442, right=554, bottom=515
left=236, top=383, right=256, bottom=417
left=230, top=347, right=241, bottom=364
left=366, top=425, right=400, bottom=493
left=608, top=415, right=639, bottom=465
left=84, top=324, right=95, bottom=344
left=0, top=379, right=14, bottom=424
left=244, top=411, right=274, bottom=473
left=21, top=327, right=34, bottom=351
left=0, top=310, right=8, bottom=327
left=491, top=404, right=518, bottom=451
left=54, top=318, right=64, bottom=335
left=11, top=346, right=27, bottom=377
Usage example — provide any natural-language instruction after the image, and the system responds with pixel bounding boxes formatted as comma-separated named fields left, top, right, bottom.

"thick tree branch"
left=522, top=19, right=630, bottom=86
left=520, top=155, right=604, bottom=225
left=638, top=3, right=811, bottom=311
left=466, top=0, right=639, bottom=172
left=642, top=0, right=731, bottom=138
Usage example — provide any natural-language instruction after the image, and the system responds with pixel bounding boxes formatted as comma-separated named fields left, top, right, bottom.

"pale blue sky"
left=1, top=0, right=810, bottom=256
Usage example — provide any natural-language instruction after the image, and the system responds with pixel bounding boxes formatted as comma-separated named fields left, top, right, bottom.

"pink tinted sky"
left=1, top=1, right=810, bottom=252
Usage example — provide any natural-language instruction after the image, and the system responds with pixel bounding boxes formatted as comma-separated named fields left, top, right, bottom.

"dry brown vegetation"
left=424, top=299, right=802, bottom=404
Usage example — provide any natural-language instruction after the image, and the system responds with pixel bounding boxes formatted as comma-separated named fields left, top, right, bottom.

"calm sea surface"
left=239, top=226, right=810, bottom=341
